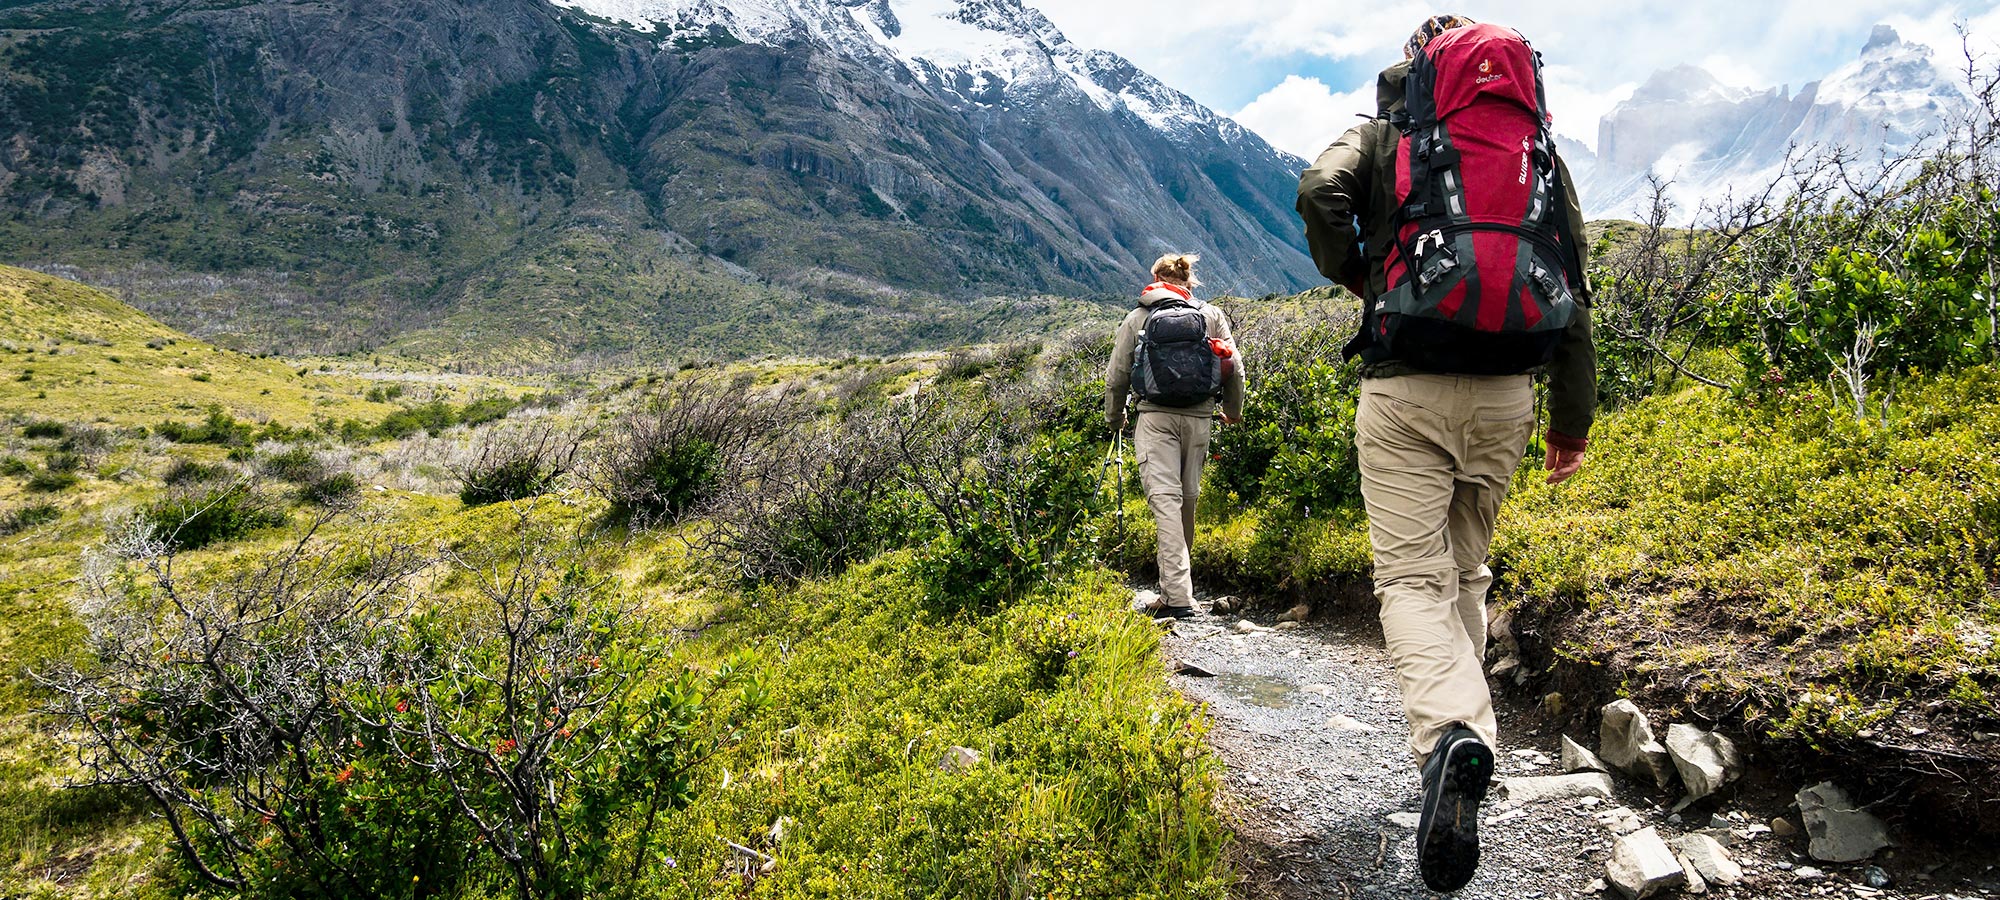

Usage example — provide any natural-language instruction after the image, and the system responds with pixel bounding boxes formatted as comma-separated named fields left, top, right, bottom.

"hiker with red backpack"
left=1297, top=15, right=1597, bottom=892
left=1105, top=254, right=1246, bottom=620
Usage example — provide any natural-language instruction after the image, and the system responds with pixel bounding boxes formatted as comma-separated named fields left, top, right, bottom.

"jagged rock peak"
left=1863, top=24, right=1902, bottom=55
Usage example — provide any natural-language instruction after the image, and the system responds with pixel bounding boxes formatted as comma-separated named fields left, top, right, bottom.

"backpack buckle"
left=1418, top=248, right=1458, bottom=289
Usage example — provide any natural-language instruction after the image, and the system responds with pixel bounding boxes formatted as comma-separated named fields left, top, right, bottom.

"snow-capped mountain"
left=1572, top=25, right=1969, bottom=221
left=0, top=0, right=1321, bottom=364
left=545, top=0, right=1317, bottom=291
left=558, top=0, right=1256, bottom=145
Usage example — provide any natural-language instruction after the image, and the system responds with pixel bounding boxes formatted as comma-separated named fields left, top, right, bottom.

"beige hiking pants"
left=1135, top=411, right=1212, bottom=609
left=1355, top=373, right=1536, bottom=761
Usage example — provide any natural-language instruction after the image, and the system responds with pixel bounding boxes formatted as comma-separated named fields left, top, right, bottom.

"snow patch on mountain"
left=550, top=0, right=1289, bottom=158
left=1573, top=24, right=1968, bottom=222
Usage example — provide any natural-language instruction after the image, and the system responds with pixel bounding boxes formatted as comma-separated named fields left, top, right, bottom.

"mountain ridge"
left=0, top=0, right=1316, bottom=366
left=1569, top=25, right=1970, bottom=220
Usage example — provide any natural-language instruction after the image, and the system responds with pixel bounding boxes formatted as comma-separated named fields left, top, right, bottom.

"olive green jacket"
left=1296, top=59, right=1598, bottom=448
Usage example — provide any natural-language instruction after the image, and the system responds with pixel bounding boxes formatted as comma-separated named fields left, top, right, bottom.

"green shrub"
left=140, top=482, right=287, bottom=551
left=0, top=502, right=60, bottom=535
left=26, top=468, right=79, bottom=493
left=256, top=446, right=324, bottom=483
left=298, top=472, right=361, bottom=507
left=0, top=456, right=32, bottom=477
left=44, top=518, right=760, bottom=899
left=588, top=379, right=792, bottom=526
left=21, top=420, right=65, bottom=439
left=454, top=427, right=576, bottom=508
left=163, top=457, right=226, bottom=487
left=155, top=406, right=254, bottom=446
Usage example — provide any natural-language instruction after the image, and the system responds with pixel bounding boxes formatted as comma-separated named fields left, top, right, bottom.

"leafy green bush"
left=140, top=482, right=287, bottom=551
left=21, top=420, right=65, bottom=439
left=43, top=514, right=762, bottom=899
left=26, top=467, right=78, bottom=493
left=155, top=406, right=255, bottom=446
left=0, top=456, right=30, bottom=477
left=298, top=472, right=361, bottom=508
left=454, top=427, right=577, bottom=508
left=255, top=445, right=324, bottom=483
left=0, top=502, right=60, bottom=535
left=588, top=379, right=793, bottom=526
left=163, top=457, right=226, bottom=487
left=1207, top=304, right=1361, bottom=514
left=902, top=408, right=1103, bottom=611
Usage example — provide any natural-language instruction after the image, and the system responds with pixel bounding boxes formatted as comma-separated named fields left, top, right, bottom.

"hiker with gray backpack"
left=1297, top=15, right=1598, bottom=893
left=1104, top=254, right=1246, bottom=620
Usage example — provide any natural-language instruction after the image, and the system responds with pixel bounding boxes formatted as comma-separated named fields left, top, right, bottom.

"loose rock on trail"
left=1155, top=593, right=1975, bottom=900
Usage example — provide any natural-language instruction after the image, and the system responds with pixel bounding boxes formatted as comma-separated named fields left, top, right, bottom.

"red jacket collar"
left=1143, top=281, right=1192, bottom=301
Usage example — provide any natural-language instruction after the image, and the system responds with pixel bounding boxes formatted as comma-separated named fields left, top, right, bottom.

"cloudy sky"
left=1032, top=1, right=2000, bottom=160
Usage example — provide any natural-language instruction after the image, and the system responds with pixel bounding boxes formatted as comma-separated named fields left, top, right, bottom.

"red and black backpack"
left=1363, top=24, right=1586, bottom=375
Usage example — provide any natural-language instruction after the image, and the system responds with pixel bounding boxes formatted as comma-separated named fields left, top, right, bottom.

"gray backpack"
left=1131, top=300, right=1221, bottom=407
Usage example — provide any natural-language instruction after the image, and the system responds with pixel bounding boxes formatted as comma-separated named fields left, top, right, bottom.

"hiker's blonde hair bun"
left=1151, top=253, right=1202, bottom=288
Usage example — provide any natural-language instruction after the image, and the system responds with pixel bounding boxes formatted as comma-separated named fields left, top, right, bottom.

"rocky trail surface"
left=1152, top=594, right=2000, bottom=900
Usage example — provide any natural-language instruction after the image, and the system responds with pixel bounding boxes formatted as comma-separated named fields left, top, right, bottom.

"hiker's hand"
left=1544, top=445, right=1585, bottom=485
left=1221, top=414, right=1241, bottom=426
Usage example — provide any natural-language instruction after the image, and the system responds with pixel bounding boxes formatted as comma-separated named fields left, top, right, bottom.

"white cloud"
left=1231, top=76, right=1377, bottom=159
left=1035, top=0, right=2000, bottom=157
left=1542, top=65, right=1637, bottom=151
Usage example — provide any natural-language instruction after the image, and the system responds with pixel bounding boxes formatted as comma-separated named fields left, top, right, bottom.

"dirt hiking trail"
left=1156, top=595, right=2000, bottom=900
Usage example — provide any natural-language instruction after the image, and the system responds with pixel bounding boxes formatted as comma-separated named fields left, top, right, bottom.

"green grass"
left=0, top=265, right=394, bottom=427
left=645, top=559, right=1229, bottom=899
left=1493, top=371, right=2000, bottom=742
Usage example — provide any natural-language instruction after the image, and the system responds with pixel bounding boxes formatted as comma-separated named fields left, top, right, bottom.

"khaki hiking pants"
left=1136, top=411, right=1212, bottom=609
left=1355, top=373, right=1536, bottom=761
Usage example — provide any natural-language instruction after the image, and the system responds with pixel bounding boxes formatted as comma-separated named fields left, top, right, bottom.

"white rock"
left=1606, top=827, right=1687, bottom=899
left=1277, top=603, right=1311, bottom=623
left=1487, top=807, right=1529, bottom=825
left=940, top=746, right=981, bottom=773
left=1675, top=834, right=1744, bottom=887
left=1797, top=782, right=1893, bottom=863
left=1594, top=806, right=1646, bottom=835
left=1563, top=734, right=1613, bottom=773
left=1387, top=812, right=1422, bottom=829
left=1502, top=773, right=1616, bottom=805
left=1665, top=724, right=1742, bottom=800
left=1232, top=620, right=1269, bottom=635
left=1325, top=714, right=1379, bottom=734
left=1600, top=700, right=1677, bottom=789
left=1678, top=853, right=1709, bottom=894
left=1131, top=589, right=1162, bottom=612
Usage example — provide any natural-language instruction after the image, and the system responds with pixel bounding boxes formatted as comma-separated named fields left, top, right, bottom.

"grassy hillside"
left=0, top=265, right=394, bottom=426
left=0, top=276, right=1224, bottom=898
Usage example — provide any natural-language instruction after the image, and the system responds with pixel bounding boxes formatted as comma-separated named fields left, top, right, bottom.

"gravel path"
left=1157, top=598, right=2000, bottom=900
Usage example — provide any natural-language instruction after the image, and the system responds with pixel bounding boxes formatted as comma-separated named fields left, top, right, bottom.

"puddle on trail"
left=1212, top=673, right=1298, bottom=709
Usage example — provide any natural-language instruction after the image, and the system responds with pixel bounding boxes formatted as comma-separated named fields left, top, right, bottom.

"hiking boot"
left=1155, top=605, right=1198, bottom=621
left=1417, top=726, right=1493, bottom=892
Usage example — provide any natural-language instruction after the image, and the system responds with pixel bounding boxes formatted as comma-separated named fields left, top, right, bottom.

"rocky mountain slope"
left=0, top=0, right=1315, bottom=365
left=1570, top=26, right=1969, bottom=220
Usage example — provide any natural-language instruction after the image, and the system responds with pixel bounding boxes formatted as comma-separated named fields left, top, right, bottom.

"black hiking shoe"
left=1416, top=726, right=1493, bottom=893
left=1155, top=605, right=1198, bottom=621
